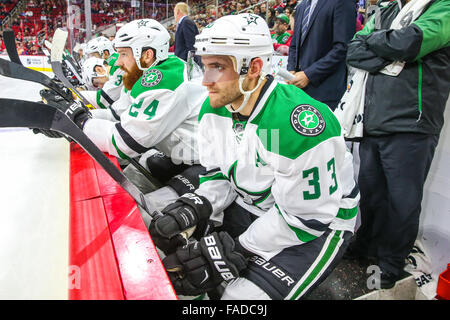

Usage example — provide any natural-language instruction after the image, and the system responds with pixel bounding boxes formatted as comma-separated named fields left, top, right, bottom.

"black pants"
left=355, top=133, right=439, bottom=276
left=217, top=202, right=352, bottom=300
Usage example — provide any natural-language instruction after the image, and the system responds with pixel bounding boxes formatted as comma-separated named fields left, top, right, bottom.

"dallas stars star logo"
left=145, top=73, right=157, bottom=82
left=244, top=14, right=259, bottom=25
left=300, top=111, right=318, bottom=129
left=290, top=105, right=326, bottom=137
left=137, top=20, right=149, bottom=28
left=141, top=69, right=163, bottom=87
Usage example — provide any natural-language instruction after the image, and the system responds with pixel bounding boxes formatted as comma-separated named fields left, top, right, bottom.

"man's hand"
left=287, top=71, right=310, bottom=89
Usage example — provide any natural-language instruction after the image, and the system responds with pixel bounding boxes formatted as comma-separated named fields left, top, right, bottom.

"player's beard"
left=121, top=58, right=148, bottom=91
left=208, top=79, right=242, bottom=109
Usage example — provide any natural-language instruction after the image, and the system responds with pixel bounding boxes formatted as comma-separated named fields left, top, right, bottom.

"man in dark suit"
left=287, top=0, right=356, bottom=110
left=174, top=2, right=199, bottom=62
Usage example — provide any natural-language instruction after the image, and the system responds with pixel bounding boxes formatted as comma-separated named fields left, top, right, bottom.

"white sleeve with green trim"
left=82, top=117, right=120, bottom=157
left=195, top=114, right=238, bottom=224
left=101, top=68, right=124, bottom=102
left=104, top=87, right=201, bottom=162
left=109, top=87, right=132, bottom=118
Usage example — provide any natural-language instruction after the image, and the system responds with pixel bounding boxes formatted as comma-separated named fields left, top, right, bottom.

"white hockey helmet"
left=194, top=13, right=273, bottom=113
left=82, top=56, right=107, bottom=90
left=113, top=19, right=170, bottom=71
left=85, top=36, right=114, bottom=58
left=194, top=13, right=273, bottom=76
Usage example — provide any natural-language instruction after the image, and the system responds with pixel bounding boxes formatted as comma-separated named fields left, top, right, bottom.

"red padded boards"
left=68, top=143, right=177, bottom=300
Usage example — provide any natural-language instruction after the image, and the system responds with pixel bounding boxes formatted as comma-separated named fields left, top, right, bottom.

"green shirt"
left=271, top=32, right=291, bottom=44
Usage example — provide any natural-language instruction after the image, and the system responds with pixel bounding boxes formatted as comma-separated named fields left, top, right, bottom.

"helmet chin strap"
left=225, top=73, right=266, bottom=114
left=135, top=48, right=160, bottom=71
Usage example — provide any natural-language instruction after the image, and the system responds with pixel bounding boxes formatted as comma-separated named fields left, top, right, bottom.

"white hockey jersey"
left=83, top=55, right=208, bottom=164
left=80, top=52, right=125, bottom=111
left=195, top=77, right=359, bottom=261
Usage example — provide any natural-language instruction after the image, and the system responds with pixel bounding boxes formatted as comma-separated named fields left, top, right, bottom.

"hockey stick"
left=0, top=30, right=74, bottom=103
left=0, top=55, right=157, bottom=187
left=2, top=29, right=159, bottom=192
left=1, top=98, right=196, bottom=242
left=3, top=29, right=21, bottom=64
left=62, top=50, right=83, bottom=84
left=51, top=29, right=162, bottom=187
left=50, top=29, right=92, bottom=107
left=65, top=49, right=83, bottom=72
left=0, top=57, right=74, bottom=102
left=0, top=98, right=162, bottom=218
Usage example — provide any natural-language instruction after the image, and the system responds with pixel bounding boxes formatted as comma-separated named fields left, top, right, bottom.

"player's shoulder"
left=130, top=55, right=186, bottom=99
left=198, top=96, right=231, bottom=123
left=106, top=52, right=119, bottom=66
left=254, top=83, right=342, bottom=159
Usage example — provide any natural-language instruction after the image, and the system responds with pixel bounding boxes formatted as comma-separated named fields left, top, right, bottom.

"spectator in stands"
left=173, top=2, right=199, bottom=62
left=287, top=0, right=356, bottom=111
left=271, top=13, right=292, bottom=56
left=229, top=2, right=237, bottom=15
left=345, top=0, right=450, bottom=290
left=266, top=7, right=276, bottom=29
left=253, top=5, right=261, bottom=17
left=236, top=2, right=243, bottom=13
left=259, top=2, right=267, bottom=20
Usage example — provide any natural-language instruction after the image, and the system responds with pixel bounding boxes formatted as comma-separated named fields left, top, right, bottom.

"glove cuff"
left=177, top=193, right=212, bottom=221
left=233, top=237, right=254, bottom=259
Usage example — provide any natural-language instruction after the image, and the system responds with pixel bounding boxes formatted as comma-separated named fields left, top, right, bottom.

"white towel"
left=334, top=0, right=432, bottom=139
left=404, top=239, right=438, bottom=300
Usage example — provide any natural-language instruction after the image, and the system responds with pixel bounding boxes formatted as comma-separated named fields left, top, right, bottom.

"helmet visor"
left=188, top=51, right=239, bottom=84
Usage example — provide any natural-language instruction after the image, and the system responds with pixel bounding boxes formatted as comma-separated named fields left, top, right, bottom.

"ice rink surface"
left=0, top=73, right=70, bottom=299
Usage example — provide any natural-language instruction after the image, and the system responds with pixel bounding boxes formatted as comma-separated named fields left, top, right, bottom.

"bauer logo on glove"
left=203, top=234, right=236, bottom=281
left=181, top=193, right=204, bottom=205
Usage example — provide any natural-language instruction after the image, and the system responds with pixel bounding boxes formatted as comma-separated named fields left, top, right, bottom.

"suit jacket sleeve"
left=179, top=18, right=199, bottom=60
left=303, top=0, right=356, bottom=86
left=287, top=6, right=302, bottom=71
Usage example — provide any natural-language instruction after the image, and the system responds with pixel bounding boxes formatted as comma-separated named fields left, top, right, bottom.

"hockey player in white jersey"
left=80, top=36, right=126, bottom=114
left=81, top=56, right=108, bottom=90
left=151, top=13, right=360, bottom=300
left=43, top=19, right=208, bottom=210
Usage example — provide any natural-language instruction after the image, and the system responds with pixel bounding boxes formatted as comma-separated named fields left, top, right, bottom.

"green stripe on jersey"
left=253, top=83, right=342, bottom=160
left=112, top=134, right=129, bottom=160
left=130, top=55, right=185, bottom=98
left=336, top=207, right=358, bottom=220
left=275, top=204, right=318, bottom=243
left=199, top=171, right=228, bottom=184
left=96, top=90, right=107, bottom=109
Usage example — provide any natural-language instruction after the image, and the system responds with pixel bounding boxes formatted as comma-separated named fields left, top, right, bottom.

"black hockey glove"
left=148, top=215, right=188, bottom=255
left=163, top=232, right=248, bottom=296
left=40, top=89, right=91, bottom=129
left=152, top=193, right=212, bottom=239
left=40, top=88, right=65, bottom=106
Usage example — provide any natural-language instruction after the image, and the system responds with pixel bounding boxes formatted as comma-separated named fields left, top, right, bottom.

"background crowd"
left=0, top=0, right=372, bottom=56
